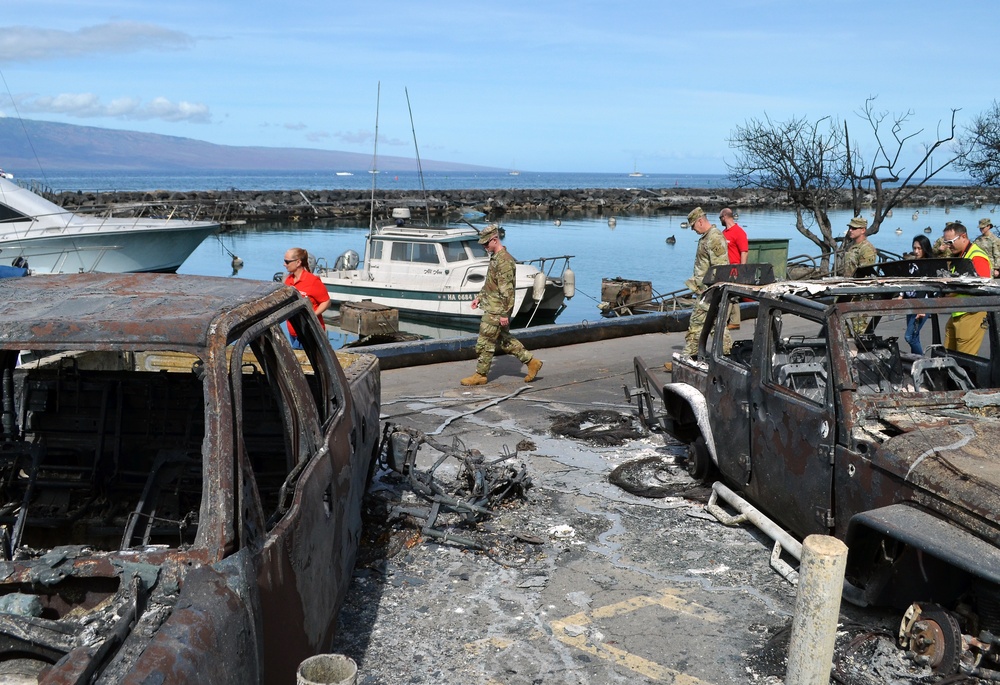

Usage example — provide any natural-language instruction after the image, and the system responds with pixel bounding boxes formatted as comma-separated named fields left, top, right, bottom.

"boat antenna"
left=369, top=82, right=381, bottom=233
left=0, top=68, right=48, bottom=186
left=405, top=87, right=431, bottom=225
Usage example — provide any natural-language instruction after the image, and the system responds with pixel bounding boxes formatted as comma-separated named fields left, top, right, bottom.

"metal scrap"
left=375, top=422, right=533, bottom=554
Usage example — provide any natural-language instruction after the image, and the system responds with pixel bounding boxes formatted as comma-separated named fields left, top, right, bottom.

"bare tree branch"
left=727, top=115, right=847, bottom=270
left=958, top=100, right=1000, bottom=186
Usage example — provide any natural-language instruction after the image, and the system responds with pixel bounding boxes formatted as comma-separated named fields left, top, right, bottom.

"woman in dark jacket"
left=904, top=235, right=934, bottom=355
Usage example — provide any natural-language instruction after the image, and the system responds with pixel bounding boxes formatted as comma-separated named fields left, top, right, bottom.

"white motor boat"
left=0, top=177, right=219, bottom=274
left=317, top=208, right=574, bottom=326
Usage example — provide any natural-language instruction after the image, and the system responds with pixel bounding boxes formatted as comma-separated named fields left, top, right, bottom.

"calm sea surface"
left=33, top=170, right=995, bottom=345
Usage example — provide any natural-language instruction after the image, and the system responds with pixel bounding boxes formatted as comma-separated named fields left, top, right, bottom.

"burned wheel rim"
left=898, top=602, right=963, bottom=674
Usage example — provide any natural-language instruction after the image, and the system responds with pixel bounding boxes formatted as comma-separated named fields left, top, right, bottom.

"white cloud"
left=0, top=22, right=195, bottom=62
left=16, top=93, right=211, bottom=123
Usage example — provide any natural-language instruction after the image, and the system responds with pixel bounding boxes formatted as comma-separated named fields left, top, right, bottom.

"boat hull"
left=322, top=277, right=565, bottom=326
left=0, top=222, right=218, bottom=274
left=0, top=178, right=218, bottom=274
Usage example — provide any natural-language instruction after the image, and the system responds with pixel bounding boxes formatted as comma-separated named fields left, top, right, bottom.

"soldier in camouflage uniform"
left=841, top=216, right=878, bottom=336
left=975, top=218, right=1000, bottom=278
left=681, top=207, right=732, bottom=357
left=841, top=216, right=877, bottom=277
left=460, top=225, right=543, bottom=386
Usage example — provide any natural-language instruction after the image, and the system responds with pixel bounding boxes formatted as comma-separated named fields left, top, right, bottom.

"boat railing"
left=521, top=254, right=573, bottom=280
left=599, top=284, right=697, bottom=317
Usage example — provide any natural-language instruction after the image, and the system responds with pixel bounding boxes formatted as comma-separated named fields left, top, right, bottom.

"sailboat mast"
left=369, top=82, right=381, bottom=233
left=405, top=88, right=431, bottom=225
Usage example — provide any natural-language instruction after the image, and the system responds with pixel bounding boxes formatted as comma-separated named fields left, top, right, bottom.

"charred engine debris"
left=365, top=423, right=536, bottom=561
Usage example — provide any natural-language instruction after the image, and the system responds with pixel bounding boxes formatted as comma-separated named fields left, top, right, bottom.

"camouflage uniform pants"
left=683, top=298, right=731, bottom=357
left=476, top=313, right=533, bottom=375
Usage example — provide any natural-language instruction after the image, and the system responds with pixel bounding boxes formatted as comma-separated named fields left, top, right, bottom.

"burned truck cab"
left=630, top=269, right=1000, bottom=675
left=0, top=273, right=381, bottom=684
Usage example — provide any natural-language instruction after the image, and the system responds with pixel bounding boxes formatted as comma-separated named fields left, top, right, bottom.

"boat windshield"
left=443, top=240, right=475, bottom=263
left=391, top=241, right=439, bottom=264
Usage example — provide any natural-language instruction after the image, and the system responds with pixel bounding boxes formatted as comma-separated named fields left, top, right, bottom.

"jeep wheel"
left=686, top=436, right=716, bottom=483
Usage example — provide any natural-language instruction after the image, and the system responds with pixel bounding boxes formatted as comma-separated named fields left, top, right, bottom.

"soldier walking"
left=460, top=225, right=543, bottom=386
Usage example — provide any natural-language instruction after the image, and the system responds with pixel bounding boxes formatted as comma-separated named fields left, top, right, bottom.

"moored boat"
left=0, top=177, right=218, bottom=274
left=316, top=208, right=574, bottom=326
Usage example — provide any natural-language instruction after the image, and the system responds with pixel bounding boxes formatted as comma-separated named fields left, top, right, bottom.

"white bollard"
left=785, top=534, right=848, bottom=685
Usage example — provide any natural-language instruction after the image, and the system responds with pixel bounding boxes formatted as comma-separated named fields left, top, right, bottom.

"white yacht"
left=317, top=208, right=574, bottom=326
left=0, top=177, right=219, bottom=274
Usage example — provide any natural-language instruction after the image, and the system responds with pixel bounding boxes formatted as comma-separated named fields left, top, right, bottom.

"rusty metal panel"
left=0, top=273, right=295, bottom=349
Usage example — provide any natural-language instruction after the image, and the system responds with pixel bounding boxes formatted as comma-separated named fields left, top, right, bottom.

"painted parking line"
left=549, top=590, right=723, bottom=684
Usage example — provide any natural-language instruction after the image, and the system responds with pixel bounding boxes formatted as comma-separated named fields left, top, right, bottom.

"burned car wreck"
left=630, top=265, right=1000, bottom=676
left=0, top=273, right=380, bottom=684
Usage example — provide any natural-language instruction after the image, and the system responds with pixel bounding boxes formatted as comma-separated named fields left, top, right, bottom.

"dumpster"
left=747, top=238, right=790, bottom=280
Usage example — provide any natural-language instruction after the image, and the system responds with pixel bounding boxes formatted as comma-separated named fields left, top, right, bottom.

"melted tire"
left=686, top=437, right=716, bottom=484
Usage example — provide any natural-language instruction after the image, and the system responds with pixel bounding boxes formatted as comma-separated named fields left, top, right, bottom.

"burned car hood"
left=874, top=412, right=1000, bottom=513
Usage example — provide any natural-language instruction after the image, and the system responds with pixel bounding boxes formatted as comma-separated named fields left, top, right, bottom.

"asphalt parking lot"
left=330, top=330, right=936, bottom=685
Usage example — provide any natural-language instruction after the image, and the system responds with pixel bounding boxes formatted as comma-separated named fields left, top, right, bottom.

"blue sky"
left=1, top=1, right=995, bottom=174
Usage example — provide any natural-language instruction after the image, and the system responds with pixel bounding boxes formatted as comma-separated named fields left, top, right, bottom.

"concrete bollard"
left=296, top=654, right=358, bottom=685
left=785, top=534, right=849, bottom=685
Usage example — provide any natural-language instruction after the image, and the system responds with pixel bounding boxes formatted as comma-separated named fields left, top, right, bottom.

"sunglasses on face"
left=284, top=258, right=299, bottom=264
left=942, top=238, right=959, bottom=246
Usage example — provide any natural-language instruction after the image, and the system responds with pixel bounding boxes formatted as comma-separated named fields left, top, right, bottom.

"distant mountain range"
left=0, top=117, right=496, bottom=173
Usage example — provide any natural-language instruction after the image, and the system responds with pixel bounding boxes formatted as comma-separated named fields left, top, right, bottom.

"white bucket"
left=296, top=654, right=358, bottom=685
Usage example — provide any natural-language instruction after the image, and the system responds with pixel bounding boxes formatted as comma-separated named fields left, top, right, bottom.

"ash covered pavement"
left=331, top=332, right=939, bottom=685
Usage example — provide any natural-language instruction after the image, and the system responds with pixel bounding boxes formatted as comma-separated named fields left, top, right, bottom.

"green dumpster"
left=747, top=238, right=790, bottom=280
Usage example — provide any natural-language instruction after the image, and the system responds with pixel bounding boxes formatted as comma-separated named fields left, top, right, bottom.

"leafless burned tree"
left=727, top=114, right=847, bottom=271
left=957, top=99, right=1000, bottom=186
left=846, top=97, right=961, bottom=235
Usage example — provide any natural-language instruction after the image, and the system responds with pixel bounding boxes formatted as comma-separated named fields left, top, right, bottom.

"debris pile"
left=550, top=409, right=643, bottom=445
left=363, top=423, right=538, bottom=560
left=607, top=455, right=711, bottom=500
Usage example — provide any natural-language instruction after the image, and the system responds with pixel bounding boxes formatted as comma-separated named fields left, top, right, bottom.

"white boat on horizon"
left=0, top=177, right=219, bottom=274
left=336, top=171, right=354, bottom=176
left=316, top=208, right=574, bottom=326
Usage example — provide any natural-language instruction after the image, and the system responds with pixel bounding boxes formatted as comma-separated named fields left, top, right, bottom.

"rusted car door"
left=747, top=303, right=836, bottom=537
left=707, top=288, right=753, bottom=484
left=229, top=310, right=350, bottom=684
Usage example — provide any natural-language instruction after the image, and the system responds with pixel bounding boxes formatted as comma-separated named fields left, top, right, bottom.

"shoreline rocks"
left=46, top=185, right=1000, bottom=224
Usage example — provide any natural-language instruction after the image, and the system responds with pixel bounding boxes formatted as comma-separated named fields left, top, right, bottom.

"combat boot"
left=460, top=373, right=488, bottom=386
left=524, top=358, right=543, bottom=382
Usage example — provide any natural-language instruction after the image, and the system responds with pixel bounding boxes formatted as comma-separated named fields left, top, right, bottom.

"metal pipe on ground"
left=785, top=535, right=848, bottom=685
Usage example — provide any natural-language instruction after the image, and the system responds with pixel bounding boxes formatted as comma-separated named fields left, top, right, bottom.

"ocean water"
left=34, top=170, right=738, bottom=193
left=177, top=203, right=999, bottom=345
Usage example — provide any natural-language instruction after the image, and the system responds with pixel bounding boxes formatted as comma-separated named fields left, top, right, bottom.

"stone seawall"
left=45, top=185, right=1000, bottom=224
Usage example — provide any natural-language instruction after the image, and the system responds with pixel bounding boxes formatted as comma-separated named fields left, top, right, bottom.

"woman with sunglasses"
left=283, top=247, right=331, bottom=349
left=903, top=235, right=934, bottom=355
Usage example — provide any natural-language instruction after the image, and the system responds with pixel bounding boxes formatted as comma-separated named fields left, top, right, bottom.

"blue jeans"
left=905, top=314, right=927, bottom=355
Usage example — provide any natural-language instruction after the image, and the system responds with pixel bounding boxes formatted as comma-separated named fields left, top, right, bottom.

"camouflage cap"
left=478, top=224, right=500, bottom=244
left=980, top=218, right=993, bottom=229
left=847, top=216, right=868, bottom=230
left=687, top=207, right=706, bottom=227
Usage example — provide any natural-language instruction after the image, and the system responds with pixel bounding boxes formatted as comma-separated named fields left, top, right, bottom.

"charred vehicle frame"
left=629, top=264, right=1000, bottom=676
left=0, top=273, right=381, bottom=684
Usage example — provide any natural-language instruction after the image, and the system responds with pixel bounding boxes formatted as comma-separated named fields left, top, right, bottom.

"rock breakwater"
left=46, top=185, right=1000, bottom=224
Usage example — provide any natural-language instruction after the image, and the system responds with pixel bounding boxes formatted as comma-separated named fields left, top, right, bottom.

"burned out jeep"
left=631, top=266, right=1000, bottom=675
left=0, top=273, right=381, bottom=684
